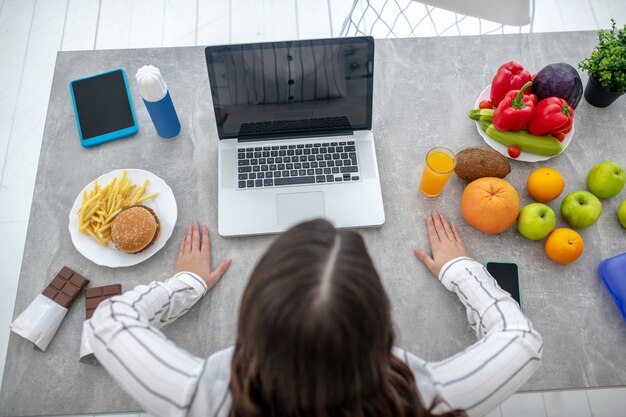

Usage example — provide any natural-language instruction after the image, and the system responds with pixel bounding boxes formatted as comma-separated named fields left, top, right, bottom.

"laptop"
left=204, top=37, right=385, bottom=236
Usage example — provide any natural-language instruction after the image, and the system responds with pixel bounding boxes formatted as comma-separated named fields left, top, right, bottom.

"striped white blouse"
left=87, top=257, right=543, bottom=417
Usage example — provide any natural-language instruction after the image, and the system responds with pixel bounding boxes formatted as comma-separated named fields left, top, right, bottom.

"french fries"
left=77, top=171, right=159, bottom=246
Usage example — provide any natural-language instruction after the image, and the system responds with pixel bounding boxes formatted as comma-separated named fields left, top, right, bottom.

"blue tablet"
left=70, top=69, right=138, bottom=148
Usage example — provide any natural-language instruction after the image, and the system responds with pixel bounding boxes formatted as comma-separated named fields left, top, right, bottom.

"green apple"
left=561, top=190, right=602, bottom=229
left=618, top=200, right=626, bottom=229
left=517, top=203, right=556, bottom=240
left=587, top=161, right=626, bottom=199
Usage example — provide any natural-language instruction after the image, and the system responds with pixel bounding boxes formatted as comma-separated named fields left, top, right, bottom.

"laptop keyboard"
left=236, top=140, right=360, bottom=189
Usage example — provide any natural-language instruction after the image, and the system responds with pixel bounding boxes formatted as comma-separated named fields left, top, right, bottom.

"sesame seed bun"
left=110, top=205, right=160, bottom=254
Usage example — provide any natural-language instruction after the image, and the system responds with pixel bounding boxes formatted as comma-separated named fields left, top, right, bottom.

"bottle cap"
left=135, top=65, right=167, bottom=102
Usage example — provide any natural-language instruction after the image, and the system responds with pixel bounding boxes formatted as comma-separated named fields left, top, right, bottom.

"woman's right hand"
left=413, top=210, right=469, bottom=278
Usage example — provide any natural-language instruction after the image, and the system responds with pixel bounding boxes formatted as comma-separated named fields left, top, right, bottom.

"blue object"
left=143, top=91, right=181, bottom=139
left=70, top=69, right=138, bottom=148
left=598, top=252, right=626, bottom=321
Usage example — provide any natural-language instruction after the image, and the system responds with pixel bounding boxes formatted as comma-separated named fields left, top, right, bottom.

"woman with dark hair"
left=88, top=210, right=542, bottom=417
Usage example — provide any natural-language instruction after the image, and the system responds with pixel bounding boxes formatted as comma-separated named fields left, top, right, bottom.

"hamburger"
left=110, top=205, right=160, bottom=254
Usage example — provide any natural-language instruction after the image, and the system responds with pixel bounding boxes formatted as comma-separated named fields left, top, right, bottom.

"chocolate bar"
left=42, top=267, right=90, bottom=308
left=85, top=284, right=122, bottom=319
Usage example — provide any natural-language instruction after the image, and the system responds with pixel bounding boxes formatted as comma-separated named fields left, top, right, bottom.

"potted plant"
left=578, top=19, right=626, bottom=107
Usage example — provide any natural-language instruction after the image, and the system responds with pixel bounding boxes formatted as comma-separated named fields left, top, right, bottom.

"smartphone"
left=485, top=262, right=522, bottom=307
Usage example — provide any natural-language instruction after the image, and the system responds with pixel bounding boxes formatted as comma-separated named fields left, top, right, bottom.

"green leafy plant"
left=579, top=19, right=626, bottom=93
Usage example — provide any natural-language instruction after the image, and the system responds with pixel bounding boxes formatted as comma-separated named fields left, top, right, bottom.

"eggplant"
left=533, top=63, right=583, bottom=108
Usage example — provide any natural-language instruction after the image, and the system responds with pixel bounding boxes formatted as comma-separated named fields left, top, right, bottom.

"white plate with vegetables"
left=68, top=169, right=177, bottom=268
left=474, top=85, right=574, bottom=162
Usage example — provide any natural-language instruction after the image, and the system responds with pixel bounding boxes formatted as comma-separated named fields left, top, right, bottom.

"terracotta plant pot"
left=583, top=76, right=624, bottom=107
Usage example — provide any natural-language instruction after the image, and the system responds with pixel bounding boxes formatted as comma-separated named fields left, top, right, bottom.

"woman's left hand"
left=413, top=210, right=469, bottom=279
left=175, top=220, right=232, bottom=289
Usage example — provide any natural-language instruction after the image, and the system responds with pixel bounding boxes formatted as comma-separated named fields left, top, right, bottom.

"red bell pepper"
left=492, top=82, right=534, bottom=131
left=527, top=97, right=574, bottom=136
left=490, top=61, right=532, bottom=106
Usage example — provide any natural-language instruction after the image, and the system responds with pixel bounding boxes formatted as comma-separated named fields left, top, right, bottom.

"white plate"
left=68, top=169, right=177, bottom=268
left=474, top=85, right=574, bottom=162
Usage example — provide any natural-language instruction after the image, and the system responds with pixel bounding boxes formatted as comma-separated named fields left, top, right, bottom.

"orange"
left=527, top=167, right=565, bottom=203
left=461, top=177, right=520, bottom=234
left=545, top=228, right=584, bottom=264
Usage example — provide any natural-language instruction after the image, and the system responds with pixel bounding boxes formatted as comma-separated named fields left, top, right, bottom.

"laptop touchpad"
left=276, top=192, right=325, bottom=225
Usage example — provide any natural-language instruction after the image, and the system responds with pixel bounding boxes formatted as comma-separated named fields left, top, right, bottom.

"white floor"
left=1, top=1, right=626, bottom=416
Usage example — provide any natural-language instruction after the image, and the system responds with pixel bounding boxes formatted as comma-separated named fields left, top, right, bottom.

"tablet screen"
left=71, top=70, right=135, bottom=140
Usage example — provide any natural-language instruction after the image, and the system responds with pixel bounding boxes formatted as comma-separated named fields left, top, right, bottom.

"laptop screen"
left=205, top=37, right=374, bottom=139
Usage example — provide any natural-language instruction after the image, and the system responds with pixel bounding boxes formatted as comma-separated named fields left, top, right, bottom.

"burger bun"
left=111, top=205, right=160, bottom=254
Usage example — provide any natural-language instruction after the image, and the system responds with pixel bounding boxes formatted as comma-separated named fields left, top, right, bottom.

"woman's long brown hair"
left=230, top=219, right=466, bottom=417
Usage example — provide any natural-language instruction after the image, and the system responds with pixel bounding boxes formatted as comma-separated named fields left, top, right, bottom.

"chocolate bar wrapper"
left=10, top=294, right=68, bottom=351
left=79, top=320, right=98, bottom=364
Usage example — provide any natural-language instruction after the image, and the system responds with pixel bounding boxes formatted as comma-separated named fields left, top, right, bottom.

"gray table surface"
left=2, top=31, right=626, bottom=416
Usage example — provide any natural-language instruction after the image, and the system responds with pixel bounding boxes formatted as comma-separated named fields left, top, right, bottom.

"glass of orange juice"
left=419, top=147, right=456, bottom=197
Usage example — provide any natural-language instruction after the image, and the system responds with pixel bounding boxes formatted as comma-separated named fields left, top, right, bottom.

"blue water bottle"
left=135, top=65, right=181, bottom=139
